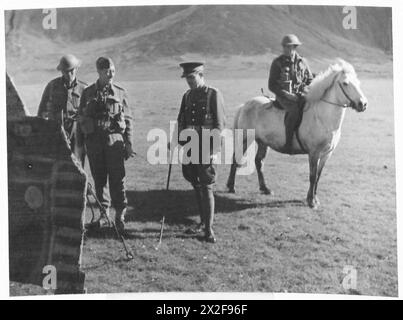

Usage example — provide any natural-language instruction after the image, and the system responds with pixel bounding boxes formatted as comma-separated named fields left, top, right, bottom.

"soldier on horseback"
left=268, top=34, right=313, bottom=152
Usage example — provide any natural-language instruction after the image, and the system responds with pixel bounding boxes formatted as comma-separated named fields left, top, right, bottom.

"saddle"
left=263, top=94, right=304, bottom=130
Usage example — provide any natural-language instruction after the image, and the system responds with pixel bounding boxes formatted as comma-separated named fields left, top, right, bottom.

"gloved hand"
left=301, top=85, right=310, bottom=94
left=283, top=91, right=299, bottom=102
left=124, top=142, right=135, bottom=160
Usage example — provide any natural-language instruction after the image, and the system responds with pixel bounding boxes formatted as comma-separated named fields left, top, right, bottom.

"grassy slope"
left=6, top=6, right=391, bottom=84
left=11, top=75, right=396, bottom=296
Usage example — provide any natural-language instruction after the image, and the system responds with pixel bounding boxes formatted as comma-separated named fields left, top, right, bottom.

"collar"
left=62, top=77, right=77, bottom=90
left=281, top=52, right=301, bottom=64
left=192, top=84, right=208, bottom=93
left=95, top=80, right=115, bottom=95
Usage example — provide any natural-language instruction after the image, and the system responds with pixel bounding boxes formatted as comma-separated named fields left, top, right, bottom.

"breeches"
left=276, top=95, right=299, bottom=113
left=85, top=132, right=127, bottom=210
left=182, top=162, right=217, bottom=187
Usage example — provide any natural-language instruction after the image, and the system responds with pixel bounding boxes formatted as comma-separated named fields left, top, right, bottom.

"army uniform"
left=269, top=52, right=313, bottom=99
left=177, top=62, right=226, bottom=243
left=268, top=34, right=313, bottom=151
left=37, top=76, right=87, bottom=164
left=78, top=80, right=133, bottom=228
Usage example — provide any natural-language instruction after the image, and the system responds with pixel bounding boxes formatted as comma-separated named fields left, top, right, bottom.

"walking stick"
left=166, top=162, right=172, bottom=190
left=155, top=159, right=172, bottom=250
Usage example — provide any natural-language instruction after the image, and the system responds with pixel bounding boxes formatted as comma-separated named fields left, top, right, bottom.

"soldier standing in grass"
left=37, top=54, right=87, bottom=165
left=78, top=57, right=134, bottom=232
left=175, top=62, right=226, bottom=243
left=269, top=34, right=313, bottom=153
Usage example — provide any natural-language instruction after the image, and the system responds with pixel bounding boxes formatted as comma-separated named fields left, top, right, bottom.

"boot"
left=98, top=207, right=111, bottom=228
left=115, top=208, right=127, bottom=233
left=202, top=185, right=216, bottom=243
left=284, top=109, right=299, bottom=152
left=284, top=124, right=295, bottom=152
left=284, top=96, right=305, bottom=152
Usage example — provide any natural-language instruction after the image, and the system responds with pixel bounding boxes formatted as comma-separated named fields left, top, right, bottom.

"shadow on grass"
left=84, top=191, right=308, bottom=241
left=125, top=189, right=307, bottom=225
left=84, top=220, right=208, bottom=244
left=263, top=199, right=306, bottom=208
left=126, top=189, right=258, bottom=225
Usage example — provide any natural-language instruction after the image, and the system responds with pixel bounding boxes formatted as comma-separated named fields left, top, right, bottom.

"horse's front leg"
left=312, top=151, right=333, bottom=206
left=226, top=158, right=237, bottom=193
left=255, top=142, right=272, bottom=195
left=226, top=134, right=249, bottom=194
left=307, top=154, right=320, bottom=209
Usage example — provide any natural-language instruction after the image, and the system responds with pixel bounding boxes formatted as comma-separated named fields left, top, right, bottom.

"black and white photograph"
left=3, top=0, right=399, bottom=299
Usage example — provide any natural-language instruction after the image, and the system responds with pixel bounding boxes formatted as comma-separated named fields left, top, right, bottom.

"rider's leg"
left=284, top=103, right=300, bottom=151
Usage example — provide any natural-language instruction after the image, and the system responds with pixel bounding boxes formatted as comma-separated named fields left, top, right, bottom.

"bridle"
left=320, top=81, right=356, bottom=109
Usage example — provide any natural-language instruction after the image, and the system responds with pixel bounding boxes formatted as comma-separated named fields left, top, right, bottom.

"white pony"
left=226, top=59, right=368, bottom=209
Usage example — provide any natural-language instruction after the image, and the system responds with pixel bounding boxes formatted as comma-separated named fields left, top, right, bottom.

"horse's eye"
left=343, top=82, right=348, bottom=86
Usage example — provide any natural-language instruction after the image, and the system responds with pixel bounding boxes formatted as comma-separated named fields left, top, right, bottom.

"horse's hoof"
left=226, top=186, right=236, bottom=193
left=260, top=187, right=273, bottom=195
left=307, top=201, right=319, bottom=210
left=205, top=234, right=217, bottom=243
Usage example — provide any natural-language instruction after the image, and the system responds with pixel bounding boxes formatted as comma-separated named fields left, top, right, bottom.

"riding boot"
left=284, top=108, right=300, bottom=152
left=193, top=184, right=205, bottom=231
left=202, top=185, right=216, bottom=243
left=115, top=208, right=127, bottom=233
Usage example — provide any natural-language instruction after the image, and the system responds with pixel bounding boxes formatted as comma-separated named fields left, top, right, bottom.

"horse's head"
left=335, top=61, right=368, bottom=112
left=305, top=59, right=368, bottom=112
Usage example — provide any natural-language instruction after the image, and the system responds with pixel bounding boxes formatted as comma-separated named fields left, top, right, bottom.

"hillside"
left=5, top=5, right=392, bottom=83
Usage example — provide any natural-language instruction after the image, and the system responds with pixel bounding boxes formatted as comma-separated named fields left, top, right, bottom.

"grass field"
left=11, top=76, right=397, bottom=296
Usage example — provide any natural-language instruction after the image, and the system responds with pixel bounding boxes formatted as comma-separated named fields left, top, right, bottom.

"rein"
left=320, top=81, right=355, bottom=108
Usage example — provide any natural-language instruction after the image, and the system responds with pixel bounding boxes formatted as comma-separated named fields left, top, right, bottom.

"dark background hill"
left=5, top=5, right=393, bottom=82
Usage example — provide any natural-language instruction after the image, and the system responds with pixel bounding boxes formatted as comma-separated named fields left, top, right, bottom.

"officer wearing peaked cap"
left=78, top=57, right=134, bottom=232
left=38, top=54, right=87, bottom=165
left=175, top=62, right=226, bottom=243
left=268, top=34, right=313, bottom=153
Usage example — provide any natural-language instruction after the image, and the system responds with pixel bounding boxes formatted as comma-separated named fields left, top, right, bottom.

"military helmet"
left=281, top=34, right=302, bottom=47
left=56, top=54, right=81, bottom=71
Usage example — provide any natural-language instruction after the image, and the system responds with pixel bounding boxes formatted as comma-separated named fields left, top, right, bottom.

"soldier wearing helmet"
left=37, top=54, right=87, bottom=165
left=268, top=34, right=313, bottom=153
left=78, top=57, right=134, bottom=233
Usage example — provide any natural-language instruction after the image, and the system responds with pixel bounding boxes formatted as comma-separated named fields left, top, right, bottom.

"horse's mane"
left=305, top=59, right=356, bottom=103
